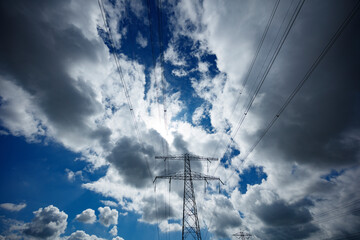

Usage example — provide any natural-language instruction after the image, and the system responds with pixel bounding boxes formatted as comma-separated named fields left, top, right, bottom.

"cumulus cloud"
left=171, top=69, right=188, bottom=77
left=65, top=169, right=83, bottom=182
left=109, top=226, right=117, bottom=236
left=136, top=32, right=148, bottom=48
left=0, top=203, right=26, bottom=212
left=107, top=136, right=155, bottom=188
left=0, top=0, right=116, bottom=168
left=66, top=230, right=106, bottom=240
left=200, top=195, right=242, bottom=239
left=98, top=207, right=118, bottom=227
left=112, top=237, right=124, bottom=240
left=75, top=209, right=97, bottom=224
left=164, top=44, right=186, bottom=66
left=159, top=221, right=182, bottom=233
left=100, top=200, right=118, bottom=207
left=22, top=205, right=67, bottom=239
left=139, top=195, right=177, bottom=224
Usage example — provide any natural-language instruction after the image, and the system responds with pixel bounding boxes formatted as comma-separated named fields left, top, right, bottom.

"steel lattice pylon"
left=233, top=231, right=252, bottom=240
left=154, top=153, right=223, bottom=240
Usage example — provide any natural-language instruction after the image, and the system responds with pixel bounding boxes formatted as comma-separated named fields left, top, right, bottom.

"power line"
left=146, top=1, right=163, bottom=239
left=97, top=0, right=153, bottom=180
left=210, top=0, right=282, bottom=165
left=223, top=0, right=360, bottom=185
left=212, top=0, right=303, bottom=176
left=147, top=0, right=166, bottom=157
left=156, top=0, right=169, bottom=156
left=229, top=0, right=281, bottom=121
left=314, top=198, right=360, bottom=218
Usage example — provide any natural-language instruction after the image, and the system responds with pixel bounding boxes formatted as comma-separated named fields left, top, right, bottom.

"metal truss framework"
left=233, top=231, right=252, bottom=240
left=154, top=153, right=223, bottom=240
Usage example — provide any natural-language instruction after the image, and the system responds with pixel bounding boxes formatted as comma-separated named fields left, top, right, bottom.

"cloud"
left=0, top=0, right=116, bottom=163
left=167, top=1, right=360, bottom=238
left=98, top=207, right=118, bottom=227
left=0, top=0, right=103, bottom=132
left=1, top=0, right=359, bottom=239
left=0, top=203, right=26, bottom=212
left=107, top=136, right=155, bottom=188
left=164, top=44, right=186, bottom=66
left=136, top=32, right=148, bottom=48
left=112, top=237, right=124, bottom=240
left=66, top=230, right=106, bottom=240
left=129, top=0, right=145, bottom=19
left=65, top=169, right=83, bottom=182
left=75, top=209, right=97, bottom=224
left=171, top=69, right=188, bottom=77
left=158, top=221, right=182, bottom=233
left=109, top=226, right=117, bottom=236
left=0, top=130, right=9, bottom=135
left=200, top=195, right=242, bottom=239
left=100, top=200, right=118, bottom=207
left=22, top=205, right=67, bottom=239
left=254, top=198, right=314, bottom=227
left=139, top=195, right=177, bottom=224
left=192, top=104, right=209, bottom=125
left=172, top=133, right=189, bottom=153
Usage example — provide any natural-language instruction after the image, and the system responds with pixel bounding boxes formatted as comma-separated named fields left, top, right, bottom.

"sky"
left=0, top=0, right=359, bottom=239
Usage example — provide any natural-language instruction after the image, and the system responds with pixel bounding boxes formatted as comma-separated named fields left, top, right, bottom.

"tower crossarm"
left=153, top=171, right=224, bottom=184
left=233, top=231, right=252, bottom=239
left=153, top=153, right=221, bottom=240
left=155, top=153, right=218, bottom=162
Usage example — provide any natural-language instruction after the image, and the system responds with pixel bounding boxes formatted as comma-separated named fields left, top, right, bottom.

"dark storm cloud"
left=255, top=198, right=313, bottom=226
left=258, top=223, right=319, bottom=240
left=253, top=198, right=318, bottom=239
left=0, top=0, right=111, bottom=141
left=107, top=136, right=155, bottom=188
left=249, top=0, right=360, bottom=168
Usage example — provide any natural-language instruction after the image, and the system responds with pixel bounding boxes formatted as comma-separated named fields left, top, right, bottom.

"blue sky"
left=0, top=0, right=360, bottom=239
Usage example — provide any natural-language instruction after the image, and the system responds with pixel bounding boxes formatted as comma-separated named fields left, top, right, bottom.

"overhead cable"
left=223, top=0, right=360, bottom=185
left=97, top=0, right=153, bottom=180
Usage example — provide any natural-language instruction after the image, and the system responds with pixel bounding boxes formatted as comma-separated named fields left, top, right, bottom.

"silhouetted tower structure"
left=154, top=153, right=223, bottom=240
left=233, top=231, right=252, bottom=240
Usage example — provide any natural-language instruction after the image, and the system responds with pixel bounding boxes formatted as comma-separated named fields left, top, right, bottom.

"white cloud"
left=109, top=226, right=117, bottom=236
left=192, top=104, right=209, bottom=125
left=136, top=32, right=148, bottom=48
left=159, top=221, right=182, bottom=233
left=0, top=203, right=26, bottom=212
left=75, top=209, right=97, bottom=224
left=65, top=169, right=83, bottom=182
left=164, top=44, right=186, bottom=66
left=23, top=205, right=67, bottom=239
left=100, top=200, right=118, bottom=207
left=99, top=0, right=126, bottom=48
left=112, top=237, right=124, bottom=240
left=66, top=230, right=106, bottom=240
left=0, top=78, right=47, bottom=142
left=129, top=0, right=145, bottom=19
left=171, top=69, right=188, bottom=77
left=98, top=207, right=118, bottom=227
left=197, top=61, right=209, bottom=73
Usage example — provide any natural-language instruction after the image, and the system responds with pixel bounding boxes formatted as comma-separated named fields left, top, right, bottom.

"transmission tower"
left=154, top=153, right=224, bottom=240
left=233, top=231, right=252, bottom=240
